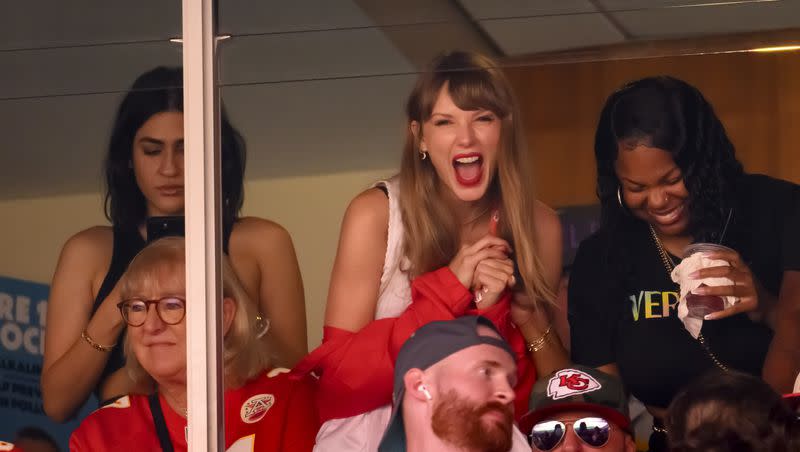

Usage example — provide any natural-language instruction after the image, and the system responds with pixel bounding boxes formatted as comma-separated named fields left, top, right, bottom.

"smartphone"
left=146, top=216, right=185, bottom=243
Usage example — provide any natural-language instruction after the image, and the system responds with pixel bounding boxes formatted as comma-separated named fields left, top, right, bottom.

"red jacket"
left=294, top=267, right=536, bottom=423
left=70, top=369, right=318, bottom=452
left=0, top=441, right=23, bottom=452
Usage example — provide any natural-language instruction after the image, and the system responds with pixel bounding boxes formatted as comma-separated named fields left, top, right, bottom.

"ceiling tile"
left=218, top=0, right=374, bottom=35
left=480, top=14, right=626, bottom=55
left=219, top=28, right=415, bottom=86
left=598, top=0, right=743, bottom=10
left=612, top=1, right=800, bottom=38
left=459, top=0, right=597, bottom=19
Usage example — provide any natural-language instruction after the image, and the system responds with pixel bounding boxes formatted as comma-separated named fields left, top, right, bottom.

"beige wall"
left=507, top=50, right=800, bottom=208
left=241, top=169, right=395, bottom=347
left=0, top=192, right=107, bottom=284
left=0, top=168, right=395, bottom=348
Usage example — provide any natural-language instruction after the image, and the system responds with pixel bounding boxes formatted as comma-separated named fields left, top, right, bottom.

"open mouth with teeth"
left=452, top=153, right=483, bottom=187
left=650, top=204, right=685, bottom=226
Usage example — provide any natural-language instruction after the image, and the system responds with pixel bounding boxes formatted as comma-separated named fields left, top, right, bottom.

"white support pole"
left=182, top=0, right=224, bottom=450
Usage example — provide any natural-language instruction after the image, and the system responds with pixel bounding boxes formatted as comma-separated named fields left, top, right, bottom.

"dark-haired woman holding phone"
left=41, top=67, right=307, bottom=422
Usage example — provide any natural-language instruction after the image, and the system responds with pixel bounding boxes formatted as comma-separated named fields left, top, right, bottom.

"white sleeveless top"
left=373, top=178, right=413, bottom=319
left=313, top=176, right=530, bottom=451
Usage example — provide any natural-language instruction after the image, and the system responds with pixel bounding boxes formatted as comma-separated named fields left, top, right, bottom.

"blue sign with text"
left=0, top=276, right=97, bottom=449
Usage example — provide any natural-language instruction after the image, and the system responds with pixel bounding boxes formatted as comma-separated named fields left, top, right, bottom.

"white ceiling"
left=460, top=0, right=800, bottom=54
left=1, top=0, right=798, bottom=199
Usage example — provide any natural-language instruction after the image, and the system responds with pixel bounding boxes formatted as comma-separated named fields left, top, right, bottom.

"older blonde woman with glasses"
left=70, top=237, right=318, bottom=451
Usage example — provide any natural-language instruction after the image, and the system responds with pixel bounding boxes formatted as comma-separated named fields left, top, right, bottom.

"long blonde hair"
left=399, top=51, right=554, bottom=306
left=121, top=236, right=271, bottom=389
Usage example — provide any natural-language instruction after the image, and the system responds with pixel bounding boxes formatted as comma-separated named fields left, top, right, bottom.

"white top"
left=373, top=177, right=413, bottom=320
left=314, top=176, right=529, bottom=451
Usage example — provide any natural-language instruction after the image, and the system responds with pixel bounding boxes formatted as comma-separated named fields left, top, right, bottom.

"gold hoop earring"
left=255, top=314, right=270, bottom=339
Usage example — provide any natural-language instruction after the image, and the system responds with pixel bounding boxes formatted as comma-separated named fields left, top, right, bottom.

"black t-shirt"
left=568, top=174, right=800, bottom=409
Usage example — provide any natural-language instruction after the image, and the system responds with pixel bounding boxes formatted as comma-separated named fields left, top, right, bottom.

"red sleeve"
left=278, top=376, right=320, bottom=452
left=68, top=395, right=162, bottom=452
left=69, top=432, right=86, bottom=452
left=293, top=267, right=473, bottom=422
left=0, top=442, right=25, bottom=452
left=466, top=298, right=537, bottom=422
left=70, top=409, right=107, bottom=452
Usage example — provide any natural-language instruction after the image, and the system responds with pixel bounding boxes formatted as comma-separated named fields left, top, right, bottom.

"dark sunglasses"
left=529, top=417, right=611, bottom=451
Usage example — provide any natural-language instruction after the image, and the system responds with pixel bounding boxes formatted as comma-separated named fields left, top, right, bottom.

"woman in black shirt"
left=568, top=76, right=800, bottom=450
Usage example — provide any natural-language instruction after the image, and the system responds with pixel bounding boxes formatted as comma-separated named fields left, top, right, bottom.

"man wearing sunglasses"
left=378, top=315, right=531, bottom=452
left=520, top=366, right=635, bottom=452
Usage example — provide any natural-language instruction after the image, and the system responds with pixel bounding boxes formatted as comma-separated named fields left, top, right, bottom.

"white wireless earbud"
left=418, top=385, right=432, bottom=401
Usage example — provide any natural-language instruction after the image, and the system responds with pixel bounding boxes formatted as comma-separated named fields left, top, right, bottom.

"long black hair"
left=103, top=66, right=246, bottom=237
left=595, top=76, right=744, bottom=243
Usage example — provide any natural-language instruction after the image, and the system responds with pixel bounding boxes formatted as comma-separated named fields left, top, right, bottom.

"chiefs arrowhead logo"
left=240, top=393, right=275, bottom=424
left=547, top=369, right=602, bottom=400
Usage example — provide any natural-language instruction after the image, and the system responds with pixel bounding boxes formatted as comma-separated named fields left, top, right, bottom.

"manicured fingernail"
left=688, top=271, right=699, bottom=278
left=704, top=314, right=715, bottom=320
left=692, top=287, right=707, bottom=295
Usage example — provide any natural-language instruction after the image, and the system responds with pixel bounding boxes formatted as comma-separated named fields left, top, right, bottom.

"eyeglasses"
left=529, top=417, right=611, bottom=451
left=117, top=296, right=186, bottom=327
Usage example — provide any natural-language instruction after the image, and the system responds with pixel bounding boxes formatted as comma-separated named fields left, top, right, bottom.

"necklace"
left=648, top=225, right=729, bottom=371
left=648, top=225, right=676, bottom=272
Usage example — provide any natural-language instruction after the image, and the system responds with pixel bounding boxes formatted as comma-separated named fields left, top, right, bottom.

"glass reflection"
left=0, top=2, right=182, bottom=449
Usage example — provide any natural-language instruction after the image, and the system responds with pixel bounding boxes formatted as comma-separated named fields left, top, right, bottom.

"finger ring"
left=475, top=291, right=484, bottom=304
left=483, top=286, right=489, bottom=293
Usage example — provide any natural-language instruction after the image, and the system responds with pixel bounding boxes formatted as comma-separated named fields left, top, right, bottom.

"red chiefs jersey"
left=0, top=441, right=23, bottom=452
left=70, top=368, right=318, bottom=452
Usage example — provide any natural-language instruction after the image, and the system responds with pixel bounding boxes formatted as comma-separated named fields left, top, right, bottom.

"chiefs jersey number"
left=226, top=434, right=255, bottom=452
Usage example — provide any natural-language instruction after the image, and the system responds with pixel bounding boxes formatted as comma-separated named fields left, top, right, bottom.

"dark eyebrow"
left=138, top=137, right=164, bottom=146
left=620, top=177, right=644, bottom=186
left=660, top=167, right=682, bottom=181
left=622, top=167, right=681, bottom=186
left=138, top=137, right=184, bottom=146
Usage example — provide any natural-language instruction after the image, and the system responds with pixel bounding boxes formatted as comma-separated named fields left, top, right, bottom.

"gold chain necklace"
left=649, top=225, right=676, bottom=272
left=648, top=225, right=729, bottom=371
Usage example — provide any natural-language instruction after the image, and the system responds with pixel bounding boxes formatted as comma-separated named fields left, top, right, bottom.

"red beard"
left=431, top=390, right=514, bottom=452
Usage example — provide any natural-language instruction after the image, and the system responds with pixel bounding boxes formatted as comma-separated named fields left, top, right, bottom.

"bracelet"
left=525, top=325, right=553, bottom=353
left=81, top=330, right=116, bottom=352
